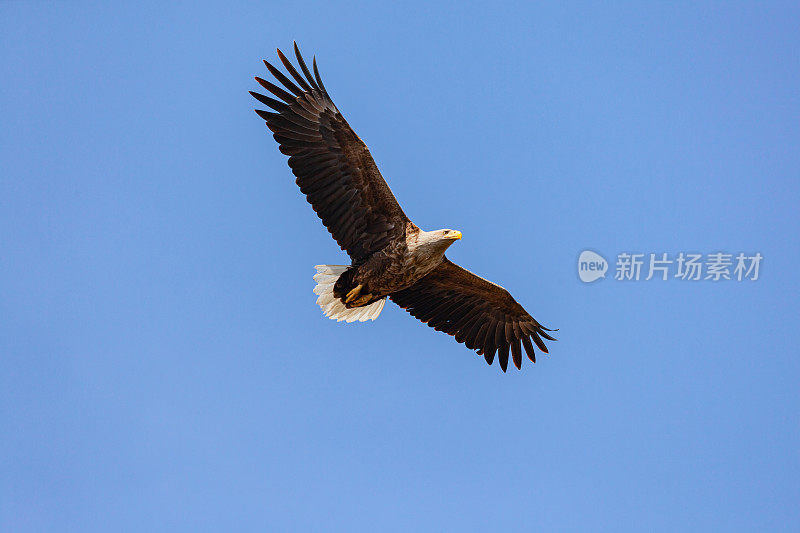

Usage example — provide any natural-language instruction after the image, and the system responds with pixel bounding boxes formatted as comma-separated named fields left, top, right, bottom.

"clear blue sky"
left=2, top=1, right=798, bottom=531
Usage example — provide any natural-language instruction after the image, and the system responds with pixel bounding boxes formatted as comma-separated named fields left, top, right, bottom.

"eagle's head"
left=437, top=229, right=462, bottom=242
left=412, top=228, right=462, bottom=259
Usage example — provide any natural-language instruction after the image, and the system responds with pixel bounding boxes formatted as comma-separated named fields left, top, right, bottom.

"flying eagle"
left=250, top=44, right=555, bottom=371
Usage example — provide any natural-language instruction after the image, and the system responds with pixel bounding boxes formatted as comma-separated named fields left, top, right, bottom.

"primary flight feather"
left=250, top=43, right=555, bottom=371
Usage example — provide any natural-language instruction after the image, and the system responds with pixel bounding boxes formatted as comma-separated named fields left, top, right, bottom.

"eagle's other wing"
left=390, top=258, right=556, bottom=372
left=250, top=43, right=411, bottom=261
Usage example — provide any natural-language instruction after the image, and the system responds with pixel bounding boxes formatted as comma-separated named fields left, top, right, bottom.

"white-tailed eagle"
left=250, top=43, right=555, bottom=371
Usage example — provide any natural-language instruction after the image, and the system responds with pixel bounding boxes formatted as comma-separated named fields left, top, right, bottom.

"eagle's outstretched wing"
left=251, top=43, right=412, bottom=261
left=390, top=258, right=556, bottom=371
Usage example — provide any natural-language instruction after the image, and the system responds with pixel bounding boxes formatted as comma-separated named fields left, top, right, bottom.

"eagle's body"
left=336, top=225, right=460, bottom=305
left=251, top=44, right=555, bottom=371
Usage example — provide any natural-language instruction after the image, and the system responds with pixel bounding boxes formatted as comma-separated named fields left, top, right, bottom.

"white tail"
left=313, top=265, right=387, bottom=323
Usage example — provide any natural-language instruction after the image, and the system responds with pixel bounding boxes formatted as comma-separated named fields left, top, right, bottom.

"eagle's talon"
left=352, top=294, right=373, bottom=307
left=345, top=284, right=363, bottom=303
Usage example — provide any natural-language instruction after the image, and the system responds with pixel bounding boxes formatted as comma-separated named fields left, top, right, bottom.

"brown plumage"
left=251, top=43, right=555, bottom=371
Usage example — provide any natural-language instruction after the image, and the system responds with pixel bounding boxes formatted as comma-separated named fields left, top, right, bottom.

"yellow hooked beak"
left=448, top=230, right=462, bottom=240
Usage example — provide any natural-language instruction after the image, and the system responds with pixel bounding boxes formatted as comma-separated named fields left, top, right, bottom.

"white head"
left=413, top=228, right=462, bottom=259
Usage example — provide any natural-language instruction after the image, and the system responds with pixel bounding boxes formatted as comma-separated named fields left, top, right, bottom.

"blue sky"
left=2, top=1, right=798, bottom=531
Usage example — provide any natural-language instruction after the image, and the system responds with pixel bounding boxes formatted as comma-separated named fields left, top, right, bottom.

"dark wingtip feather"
left=511, top=339, right=522, bottom=370
left=249, top=90, right=269, bottom=103
left=531, top=331, right=550, bottom=353
left=277, top=47, right=312, bottom=92
left=312, top=56, right=328, bottom=94
left=498, top=344, right=510, bottom=372
left=254, top=108, right=275, bottom=121
left=249, top=90, right=289, bottom=112
left=254, top=76, right=296, bottom=104
left=538, top=329, right=557, bottom=342
left=293, top=42, right=319, bottom=90
left=263, top=59, right=303, bottom=96
left=521, top=336, right=536, bottom=363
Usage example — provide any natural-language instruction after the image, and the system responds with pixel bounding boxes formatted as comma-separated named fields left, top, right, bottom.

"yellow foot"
left=352, top=294, right=373, bottom=307
left=345, top=284, right=363, bottom=303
